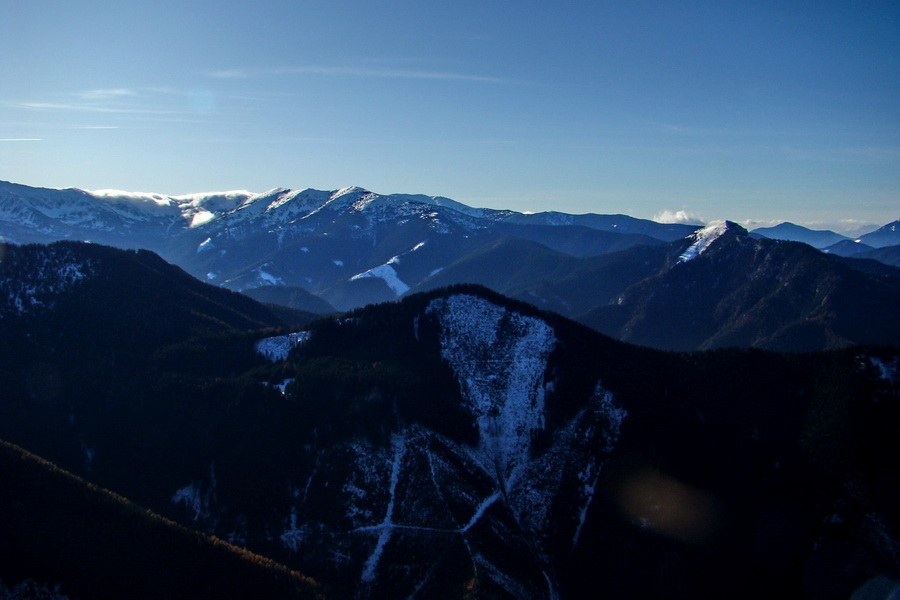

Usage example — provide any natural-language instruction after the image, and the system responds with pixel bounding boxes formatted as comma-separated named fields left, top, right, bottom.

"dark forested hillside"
left=0, top=440, right=321, bottom=600
left=1, top=238, right=898, bottom=599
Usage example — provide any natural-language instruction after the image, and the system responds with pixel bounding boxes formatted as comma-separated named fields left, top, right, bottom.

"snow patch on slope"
left=351, top=263, right=409, bottom=295
left=171, top=485, right=204, bottom=521
left=190, top=210, right=216, bottom=227
left=678, top=220, right=730, bottom=263
left=426, top=294, right=555, bottom=488
left=255, top=268, right=283, bottom=286
left=0, top=246, right=93, bottom=316
left=869, top=356, right=899, bottom=385
left=255, top=331, right=311, bottom=362
left=349, top=241, right=427, bottom=296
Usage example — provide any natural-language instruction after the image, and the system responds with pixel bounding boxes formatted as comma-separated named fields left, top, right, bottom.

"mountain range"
left=751, top=220, right=900, bottom=268
left=1, top=240, right=899, bottom=598
left=1, top=180, right=899, bottom=352
left=751, top=219, right=900, bottom=250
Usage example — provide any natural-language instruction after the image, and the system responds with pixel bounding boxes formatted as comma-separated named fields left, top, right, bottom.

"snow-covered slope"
left=677, top=220, right=732, bottom=262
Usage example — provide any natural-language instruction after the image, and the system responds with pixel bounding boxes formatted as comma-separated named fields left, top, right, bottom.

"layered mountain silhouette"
left=2, top=180, right=899, bottom=352
left=578, top=222, right=900, bottom=351
left=857, top=220, right=900, bottom=248
left=1, top=241, right=899, bottom=598
left=752, top=221, right=850, bottom=248
left=0, top=181, right=691, bottom=308
left=412, top=222, right=900, bottom=351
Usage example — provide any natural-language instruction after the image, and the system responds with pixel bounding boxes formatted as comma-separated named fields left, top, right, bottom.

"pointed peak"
left=677, top=221, right=745, bottom=263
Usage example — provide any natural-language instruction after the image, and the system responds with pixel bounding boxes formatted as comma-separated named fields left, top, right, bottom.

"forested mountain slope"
left=1, top=242, right=898, bottom=598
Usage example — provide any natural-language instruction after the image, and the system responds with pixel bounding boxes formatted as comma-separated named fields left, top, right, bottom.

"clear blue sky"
left=2, top=0, right=898, bottom=232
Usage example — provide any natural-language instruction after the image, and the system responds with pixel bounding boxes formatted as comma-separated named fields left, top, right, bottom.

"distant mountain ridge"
left=2, top=181, right=898, bottom=352
left=857, top=219, right=900, bottom=248
left=0, top=180, right=695, bottom=307
left=751, top=221, right=851, bottom=248
left=0, top=179, right=693, bottom=247
left=579, top=221, right=900, bottom=351
left=411, top=221, right=900, bottom=351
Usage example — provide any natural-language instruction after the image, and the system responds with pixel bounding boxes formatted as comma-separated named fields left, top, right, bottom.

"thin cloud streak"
left=209, top=65, right=506, bottom=83
left=13, top=101, right=182, bottom=116
left=5, top=87, right=220, bottom=120
left=0, top=138, right=42, bottom=142
left=76, top=88, right=139, bottom=100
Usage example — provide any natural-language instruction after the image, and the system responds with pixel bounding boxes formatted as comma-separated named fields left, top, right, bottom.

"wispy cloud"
left=209, top=64, right=505, bottom=83
left=653, top=208, right=704, bottom=225
left=5, top=86, right=213, bottom=123
left=13, top=101, right=179, bottom=115
left=739, top=218, right=783, bottom=230
left=209, top=68, right=251, bottom=79
left=76, top=88, right=139, bottom=100
left=0, top=138, right=42, bottom=142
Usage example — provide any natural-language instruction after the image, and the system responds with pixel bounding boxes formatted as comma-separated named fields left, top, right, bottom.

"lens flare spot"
left=616, top=468, right=723, bottom=544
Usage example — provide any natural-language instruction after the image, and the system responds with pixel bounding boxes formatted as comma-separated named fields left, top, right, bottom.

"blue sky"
left=2, top=0, right=898, bottom=232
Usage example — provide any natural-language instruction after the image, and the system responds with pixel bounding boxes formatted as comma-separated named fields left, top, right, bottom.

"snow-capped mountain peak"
left=677, top=220, right=741, bottom=262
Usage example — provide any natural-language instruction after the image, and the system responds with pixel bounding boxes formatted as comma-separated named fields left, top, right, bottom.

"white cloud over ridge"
left=653, top=209, right=704, bottom=225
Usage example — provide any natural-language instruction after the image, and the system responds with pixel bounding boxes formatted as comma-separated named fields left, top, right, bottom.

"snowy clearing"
left=255, top=331, right=311, bottom=362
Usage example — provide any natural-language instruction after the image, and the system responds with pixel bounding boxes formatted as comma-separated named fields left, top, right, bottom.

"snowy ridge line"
left=86, top=188, right=255, bottom=222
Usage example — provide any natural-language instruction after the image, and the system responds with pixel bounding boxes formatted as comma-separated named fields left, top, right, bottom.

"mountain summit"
left=677, top=220, right=743, bottom=262
left=581, top=222, right=900, bottom=351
